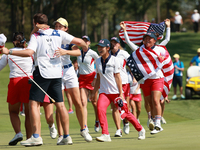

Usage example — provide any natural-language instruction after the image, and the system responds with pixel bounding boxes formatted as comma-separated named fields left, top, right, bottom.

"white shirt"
left=191, top=13, right=200, bottom=22
left=28, top=28, right=74, bottom=78
left=77, top=49, right=99, bottom=75
left=111, top=49, right=130, bottom=84
left=174, top=15, right=182, bottom=24
left=0, top=47, right=33, bottom=78
left=96, top=55, right=121, bottom=94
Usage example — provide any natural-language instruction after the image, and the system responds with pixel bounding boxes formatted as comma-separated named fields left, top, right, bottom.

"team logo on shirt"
left=51, top=30, right=60, bottom=36
left=46, top=39, right=56, bottom=59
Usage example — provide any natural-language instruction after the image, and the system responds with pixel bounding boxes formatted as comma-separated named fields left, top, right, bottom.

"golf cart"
left=185, top=66, right=200, bottom=99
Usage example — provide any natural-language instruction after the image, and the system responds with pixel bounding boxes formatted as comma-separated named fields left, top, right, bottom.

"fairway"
left=0, top=32, right=200, bottom=149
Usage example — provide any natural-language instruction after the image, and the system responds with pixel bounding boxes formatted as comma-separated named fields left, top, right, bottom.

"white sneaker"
left=123, top=121, right=130, bottom=135
left=161, top=117, right=167, bottom=124
left=20, top=135, right=43, bottom=146
left=57, top=136, right=63, bottom=144
left=96, top=134, right=111, bottom=142
left=148, top=119, right=154, bottom=131
left=85, top=127, right=89, bottom=133
left=150, top=125, right=163, bottom=135
left=57, top=136, right=73, bottom=145
left=80, top=130, right=92, bottom=142
left=138, top=127, right=145, bottom=140
left=9, top=133, right=23, bottom=145
left=181, top=94, right=185, bottom=99
left=49, top=123, right=57, bottom=139
left=20, top=111, right=25, bottom=116
left=94, top=121, right=100, bottom=132
left=114, top=129, right=122, bottom=137
left=172, top=95, right=177, bottom=100
left=137, top=118, right=140, bottom=123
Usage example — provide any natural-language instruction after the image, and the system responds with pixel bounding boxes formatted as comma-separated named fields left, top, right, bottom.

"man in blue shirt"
left=190, top=48, right=200, bottom=66
left=172, top=54, right=185, bottom=100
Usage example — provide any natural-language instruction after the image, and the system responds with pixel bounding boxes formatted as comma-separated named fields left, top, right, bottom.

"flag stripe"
left=119, top=21, right=165, bottom=45
left=142, top=48, right=158, bottom=69
left=136, top=49, right=152, bottom=74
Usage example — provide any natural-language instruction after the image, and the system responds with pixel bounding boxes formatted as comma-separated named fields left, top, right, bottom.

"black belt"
left=63, top=63, right=72, bottom=69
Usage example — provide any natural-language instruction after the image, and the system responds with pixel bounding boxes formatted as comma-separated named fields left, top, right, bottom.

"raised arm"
left=120, top=21, right=139, bottom=51
left=70, top=37, right=88, bottom=52
left=159, top=19, right=170, bottom=46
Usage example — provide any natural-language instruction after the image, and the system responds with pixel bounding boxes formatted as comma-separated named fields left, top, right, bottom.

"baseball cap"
left=194, top=9, right=198, bottom=13
left=197, top=48, right=200, bottom=53
left=173, top=54, right=180, bottom=59
left=110, top=37, right=120, bottom=43
left=175, top=11, right=179, bottom=15
left=96, top=39, right=110, bottom=47
left=53, top=17, right=68, bottom=27
left=82, top=35, right=90, bottom=41
left=143, top=31, right=157, bottom=40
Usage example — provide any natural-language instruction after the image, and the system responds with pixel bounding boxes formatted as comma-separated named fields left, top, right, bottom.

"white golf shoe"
left=85, top=126, right=89, bottom=133
left=57, top=136, right=63, bottom=144
left=9, top=132, right=23, bottom=145
left=96, top=134, right=111, bottom=142
left=49, top=123, right=57, bottom=139
left=148, top=118, right=154, bottom=131
left=94, top=121, right=100, bottom=132
left=138, top=127, right=145, bottom=140
left=172, top=95, right=177, bottom=100
left=80, top=129, right=92, bottom=142
left=114, top=129, right=122, bottom=137
left=161, top=117, right=167, bottom=124
left=20, top=135, right=43, bottom=147
left=123, top=121, right=130, bottom=134
left=150, top=125, right=163, bottom=135
left=57, top=136, right=73, bottom=145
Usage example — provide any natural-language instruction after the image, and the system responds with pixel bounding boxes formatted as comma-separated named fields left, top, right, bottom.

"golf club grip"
left=50, top=98, right=55, bottom=103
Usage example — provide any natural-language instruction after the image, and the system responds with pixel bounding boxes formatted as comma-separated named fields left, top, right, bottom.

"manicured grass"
left=0, top=32, right=200, bottom=149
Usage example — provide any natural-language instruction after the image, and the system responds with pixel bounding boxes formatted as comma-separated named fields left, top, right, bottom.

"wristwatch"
left=9, top=50, right=12, bottom=55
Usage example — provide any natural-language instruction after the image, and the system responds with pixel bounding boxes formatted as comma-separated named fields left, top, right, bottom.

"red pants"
left=97, top=93, right=142, bottom=135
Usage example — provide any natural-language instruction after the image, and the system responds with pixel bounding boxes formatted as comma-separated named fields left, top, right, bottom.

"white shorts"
left=62, top=65, right=79, bottom=89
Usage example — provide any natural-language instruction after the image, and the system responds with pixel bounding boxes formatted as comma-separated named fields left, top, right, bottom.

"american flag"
left=126, top=45, right=164, bottom=84
left=119, top=21, right=166, bottom=45
left=159, top=45, right=174, bottom=100
left=127, top=45, right=174, bottom=100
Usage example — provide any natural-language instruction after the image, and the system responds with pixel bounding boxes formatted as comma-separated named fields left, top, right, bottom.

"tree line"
left=0, top=0, right=198, bottom=42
